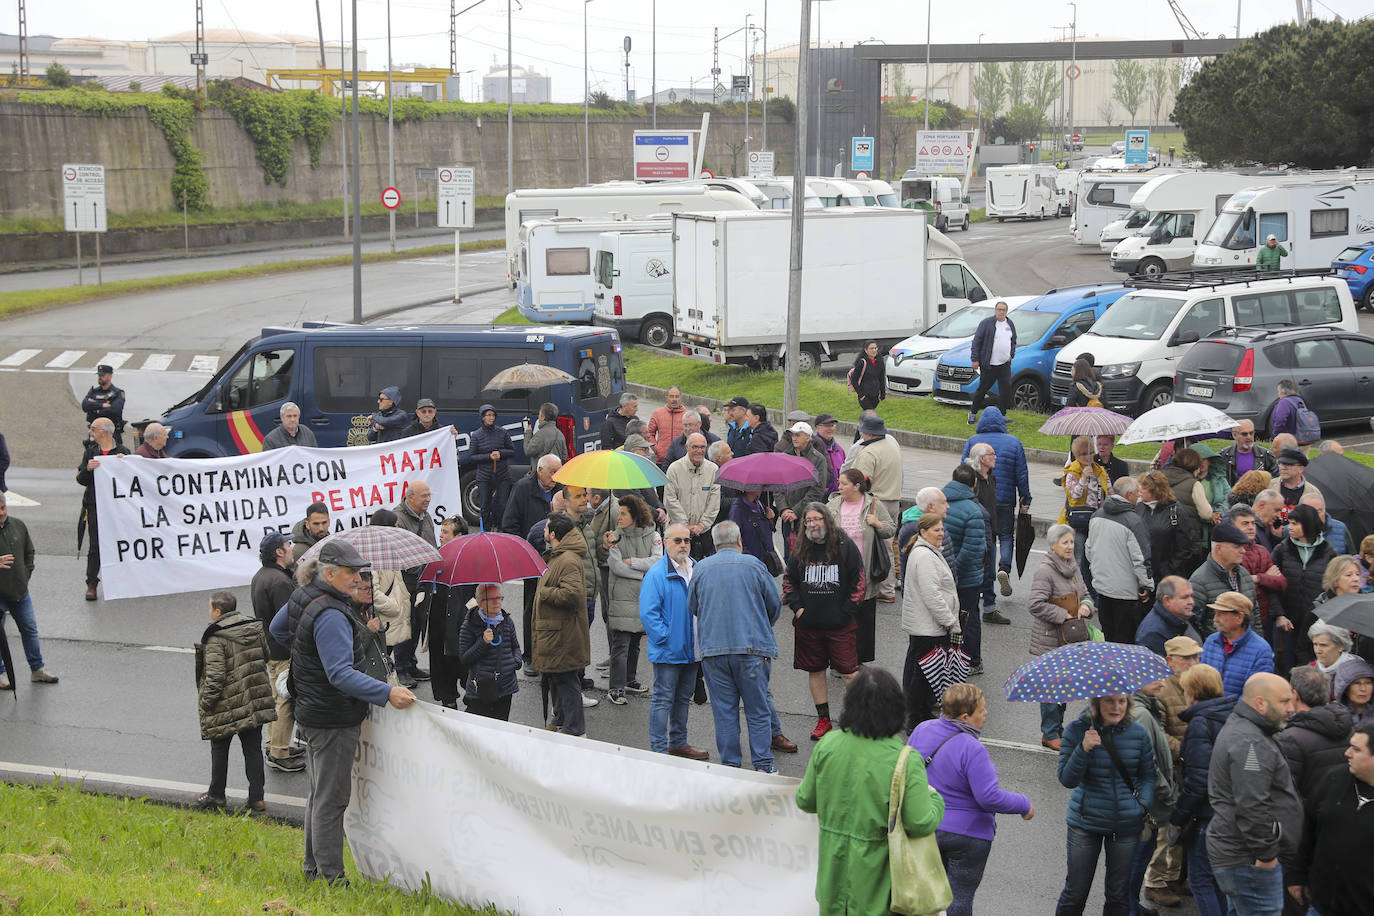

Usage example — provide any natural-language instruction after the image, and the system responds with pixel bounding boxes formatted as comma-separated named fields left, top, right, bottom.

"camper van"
left=1109, top=172, right=1275, bottom=279
left=504, top=184, right=757, bottom=286
left=852, top=178, right=901, bottom=208
left=1194, top=177, right=1374, bottom=271
left=1072, top=167, right=1173, bottom=246
left=986, top=165, right=1060, bottom=221
left=591, top=227, right=675, bottom=347
left=897, top=172, right=970, bottom=231
left=514, top=216, right=669, bottom=323
left=744, top=177, right=824, bottom=210
left=808, top=178, right=874, bottom=207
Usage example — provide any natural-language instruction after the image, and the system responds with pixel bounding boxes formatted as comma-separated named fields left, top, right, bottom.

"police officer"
left=81, top=364, right=126, bottom=445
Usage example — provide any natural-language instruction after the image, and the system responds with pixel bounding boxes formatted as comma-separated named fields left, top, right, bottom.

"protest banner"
left=347, top=704, right=820, bottom=914
left=93, top=428, right=461, bottom=600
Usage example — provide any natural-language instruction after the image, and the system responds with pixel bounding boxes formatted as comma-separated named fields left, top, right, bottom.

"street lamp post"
left=506, top=0, right=513, bottom=194
left=350, top=0, right=362, bottom=321
left=743, top=14, right=751, bottom=158
left=923, top=0, right=931, bottom=130
left=761, top=0, right=768, bottom=151
left=651, top=0, right=656, bottom=127
left=584, top=0, right=592, bottom=182
left=786, top=0, right=811, bottom=416
left=976, top=33, right=984, bottom=141
left=387, top=0, right=395, bottom=253
left=1067, top=2, right=1077, bottom=147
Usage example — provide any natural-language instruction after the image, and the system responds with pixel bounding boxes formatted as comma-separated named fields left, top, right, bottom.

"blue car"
left=932, top=284, right=1130, bottom=412
left=1333, top=242, right=1374, bottom=312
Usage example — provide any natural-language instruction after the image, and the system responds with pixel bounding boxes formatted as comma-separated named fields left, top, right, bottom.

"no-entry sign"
left=381, top=187, right=402, bottom=210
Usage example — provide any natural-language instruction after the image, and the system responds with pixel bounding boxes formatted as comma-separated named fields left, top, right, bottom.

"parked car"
left=1174, top=326, right=1374, bottom=435
left=1332, top=241, right=1374, bottom=312
left=1110, top=140, right=1128, bottom=156
left=932, top=284, right=1130, bottom=413
left=885, top=298, right=1035, bottom=396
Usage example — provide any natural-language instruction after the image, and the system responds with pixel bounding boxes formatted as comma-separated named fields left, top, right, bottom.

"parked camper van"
left=591, top=227, right=675, bottom=347
left=514, top=216, right=668, bottom=323
left=986, top=165, right=1059, bottom=221
left=808, top=177, right=874, bottom=207
left=898, top=172, right=970, bottom=231
left=1194, top=177, right=1374, bottom=270
left=1072, top=167, right=1173, bottom=246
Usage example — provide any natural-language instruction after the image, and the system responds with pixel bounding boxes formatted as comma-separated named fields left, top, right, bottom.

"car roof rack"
left=1123, top=266, right=1333, bottom=291
left=1204, top=322, right=1320, bottom=342
left=1040, top=281, right=1127, bottom=298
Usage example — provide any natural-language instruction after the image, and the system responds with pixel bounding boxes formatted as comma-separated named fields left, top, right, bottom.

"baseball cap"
left=260, top=531, right=292, bottom=553
left=96, top=364, right=114, bottom=375
left=788, top=421, right=814, bottom=436
left=622, top=433, right=651, bottom=451
left=1266, top=234, right=1277, bottom=241
left=1207, top=591, right=1253, bottom=616
left=415, top=398, right=436, bottom=410
left=1164, top=636, right=1203, bottom=657
left=1277, top=448, right=1308, bottom=466
left=1210, top=521, right=1249, bottom=545
left=785, top=410, right=811, bottom=425
left=726, top=396, right=750, bottom=409
left=813, top=413, right=837, bottom=427
left=318, top=539, right=370, bottom=569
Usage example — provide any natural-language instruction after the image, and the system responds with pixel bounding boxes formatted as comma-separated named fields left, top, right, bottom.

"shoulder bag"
left=888, top=745, right=953, bottom=916
left=1050, top=592, right=1089, bottom=645
left=868, top=500, right=893, bottom=585
left=1100, top=730, right=1158, bottom=841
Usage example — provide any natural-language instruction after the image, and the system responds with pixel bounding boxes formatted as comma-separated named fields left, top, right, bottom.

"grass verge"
left=493, top=305, right=532, bottom=325
left=0, top=781, right=495, bottom=914
left=1082, top=129, right=1186, bottom=151
left=970, top=207, right=988, bottom=224
left=0, top=238, right=504, bottom=319
left=623, top=348, right=1374, bottom=467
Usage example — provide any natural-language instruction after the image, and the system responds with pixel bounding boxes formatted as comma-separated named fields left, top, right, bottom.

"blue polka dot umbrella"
left=1003, top=641, right=1172, bottom=704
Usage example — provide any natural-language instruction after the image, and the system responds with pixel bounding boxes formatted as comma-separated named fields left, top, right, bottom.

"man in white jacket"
left=665, top=433, right=720, bottom=561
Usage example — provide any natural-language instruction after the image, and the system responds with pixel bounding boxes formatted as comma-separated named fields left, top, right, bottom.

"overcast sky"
left=26, top=0, right=1362, bottom=102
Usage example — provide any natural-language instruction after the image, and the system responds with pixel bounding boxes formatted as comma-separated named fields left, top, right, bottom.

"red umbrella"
left=714, top=452, right=821, bottom=492
left=421, top=532, right=547, bottom=586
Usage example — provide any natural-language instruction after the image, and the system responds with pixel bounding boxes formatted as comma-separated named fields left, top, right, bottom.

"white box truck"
left=673, top=209, right=993, bottom=372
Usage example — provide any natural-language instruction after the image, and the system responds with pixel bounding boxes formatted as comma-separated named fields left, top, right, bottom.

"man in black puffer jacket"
left=1275, top=665, right=1354, bottom=799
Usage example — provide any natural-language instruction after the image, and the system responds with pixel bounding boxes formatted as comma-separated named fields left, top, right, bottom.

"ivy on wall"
left=208, top=82, right=336, bottom=185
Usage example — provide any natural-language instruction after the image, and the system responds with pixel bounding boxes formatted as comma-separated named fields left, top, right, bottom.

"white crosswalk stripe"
left=46, top=349, right=86, bottom=368
left=140, top=353, right=174, bottom=371
left=0, top=349, right=40, bottom=367
left=94, top=352, right=132, bottom=371
left=187, top=355, right=220, bottom=373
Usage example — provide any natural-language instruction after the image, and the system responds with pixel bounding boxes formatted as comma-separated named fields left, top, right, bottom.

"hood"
left=381, top=385, right=402, bottom=405
left=1333, top=657, right=1374, bottom=703
left=551, top=525, right=589, bottom=559
left=1287, top=701, right=1354, bottom=740
left=201, top=612, right=264, bottom=648
left=975, top=406, right=1008, bottom=434
left=942, top=480, right=975, bottom=503
left=1180, top=693, right=1239, bottom=724
left=1102, top=495, right=1137, bottom=517
left=479, top=402, right=496, bottom=419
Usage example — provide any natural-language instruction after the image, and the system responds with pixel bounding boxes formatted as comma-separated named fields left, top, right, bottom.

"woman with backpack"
left=1067, top=357, right=1104, bottom=408
left=1138, top=471, right=1203, bottom=580
left=847, top=341, right=887, bottom=411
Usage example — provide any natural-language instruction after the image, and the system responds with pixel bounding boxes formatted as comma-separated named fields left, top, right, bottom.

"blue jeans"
left=1188, top=821, right=1227, bottom=916
left=1041, top=702, right=1067, bottom=741
left=1213, top=862, right=1284, bottom=916
left=937, top=830, right=993, bottom=916
left=958, top=586, right=983, bottom=665
left=701, top=653, right=774, bottom=771
left=1128, top=827, right=1157, bottom=916
left=475, top=477, right=511, bottom=532
left=981, top=505, right=1016, bottom=611
left=0, top=594, right=43, bottom=673
left=649, top=662, right=696, bottom=753
left=1056, top=824, right=1136, bottom=915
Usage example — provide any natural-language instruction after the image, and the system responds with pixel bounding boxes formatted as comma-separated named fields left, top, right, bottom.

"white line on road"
left=187, top=355, right=219, bottom=373
left=94, top=352, right=132, bottom=371
left=145, top=645, right=196, bottom=654
left=983, top=737, right=1057, bottom=755
left=0, top=349, right=41, bottom=367
left=0, top=760, right=305, bottom=809
left=46, top=349, right=86, bottom=368
left=140, top=353, right=174, bottom=371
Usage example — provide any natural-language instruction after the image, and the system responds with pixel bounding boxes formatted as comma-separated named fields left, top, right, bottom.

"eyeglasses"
left=804, top=518, right=826, bottom=525
left=667, top=536, right=691, bottom=544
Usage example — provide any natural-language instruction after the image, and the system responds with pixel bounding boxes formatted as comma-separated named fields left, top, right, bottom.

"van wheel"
left=935, top=214, right=947, bottom=231
left=997, top=217, right=1006, bottom=223
left=1038, top=208, right=1046, bottom=221
left=460, top=473, right=482, bottom=526
left=1012, top=376, right=1048, bottom=413
left=1362, top=287, right=1374, bottom=312
left=1141, top=382, right=1173, bottom=414
left=640, top=316, right=674, bottom=349
left=962, top=215, right=971, bottom=231
left=1137, top=257, right=1167, bottom=280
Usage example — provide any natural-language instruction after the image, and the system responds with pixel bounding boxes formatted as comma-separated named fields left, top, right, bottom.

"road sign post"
left=437, top=166, right=475, bottom=302
left=1124, top=130, right=1150, bottom=165
left=62, top=163, right=107, bottom=287
left=851, top=137, right=875, bottom=174
left=746, top=150, right=775, bottom=179
left=914, top=131, right=972, bottom=176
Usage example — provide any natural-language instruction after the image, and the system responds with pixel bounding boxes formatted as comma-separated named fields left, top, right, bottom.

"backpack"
left=1289, top=396, right=1322, bottom=444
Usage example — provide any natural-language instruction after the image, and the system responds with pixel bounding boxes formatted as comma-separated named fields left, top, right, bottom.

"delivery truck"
left=673, top=209, right=993, bottom=372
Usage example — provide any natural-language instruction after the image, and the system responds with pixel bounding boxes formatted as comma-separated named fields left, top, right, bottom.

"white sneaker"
left=998, top=569, right=1013, bottom=597
left=0, top=673, right=10, bottom=690
left=581, top=693, right=600, bottom=708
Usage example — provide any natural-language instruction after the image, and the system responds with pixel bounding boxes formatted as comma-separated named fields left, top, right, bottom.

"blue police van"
left=158, top=322, right=625, bottom=520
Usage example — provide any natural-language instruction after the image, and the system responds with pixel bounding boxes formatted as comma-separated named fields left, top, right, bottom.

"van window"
left=1258, top=213, right=1288, bottom=243
left=1086, top=183, right=1132, bottom=208
left=1293, top=338, right=1342, bottom=368
left=1234, top=291, right=1294, bottom=327
left=219, top=347, right=295, bottom=413
left=596, top=250, right=614, bottom=289
left=1295, top=287, right=1342, bottom=325
left=423, top=347, right=546, bottom=414
left=546, top=247, right=590, bottom=277
left=1058, top=310, right=1098, bottom=344
left=312, top=347, right=421, bottom=414
left=1311, top=208, right=1348, bottom=238
left=1214, top=194, right=1233, bottom=215
left=1176, top=298, right=1225, bottom=341
left=1092, top=295, right=1185, bottom=340
left=519, top=208, right=557, bottom=224
left=940, top=264, right=968, bottom=298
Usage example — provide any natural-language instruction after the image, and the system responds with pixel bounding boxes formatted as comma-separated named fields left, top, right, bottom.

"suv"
left=1332, top=241, right=1374, bottom=312
left=885, top=297, right=1035, bottom=396
left=1174, top=326, right=1374, bottom=435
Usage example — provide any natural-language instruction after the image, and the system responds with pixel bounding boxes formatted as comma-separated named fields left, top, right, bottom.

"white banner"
left=347, top=704, right=821, bottom=914
left=93, top=428, right=461, bottom=600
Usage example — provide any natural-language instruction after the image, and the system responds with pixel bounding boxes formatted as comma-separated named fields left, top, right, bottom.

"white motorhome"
left=1195, top=177, right=1374, bottom=270
left=673, top=209, right=993, bottom=371
left=503, top=184, right=757, bottom=286
left=852, top=178, right=901, bottom=207
left=743, top=177, right=824, bottom=210
left=808, top=177, right=874, bottom=207
left=986, top=165, right=1060, bottom=221
left=1109, top=172, right=1271, bottom=279
left=1072, top=167, right=1174, bottom=246
left=591, top=227, right=676, bottom=347
left=514, top=216, right=669, bottom=323
left=897, top=172, right=970, bottom=231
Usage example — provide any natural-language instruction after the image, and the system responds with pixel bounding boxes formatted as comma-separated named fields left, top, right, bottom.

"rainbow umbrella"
left=553, top=449, right=668, bottom=489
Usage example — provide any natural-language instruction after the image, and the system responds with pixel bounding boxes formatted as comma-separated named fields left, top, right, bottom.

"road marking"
left=0, top=349, right=41, bottom=367
left=983, top=737, right=1058, bottom=755
left=0, top=760, right=305, bottom=809
left=94, top=352, right=132, bottom=371
left=187, top=355, right=219, bottom=373
left=145, top=645, right=195, bottom=654
left=46, top=349, right=86, bottom=368
left=140, top=353, right=174, bottom=371
left=0, top=490, right=39, bottom=507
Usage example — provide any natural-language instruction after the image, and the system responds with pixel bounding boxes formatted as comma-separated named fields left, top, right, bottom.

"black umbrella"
left=1015, top=512, right=1037, bottom=577
left=0, top=613, right=16, bottom=701
left=1305, top=453, right=1374, bottom=549
left=1315, top=594, right=1374, bottom=640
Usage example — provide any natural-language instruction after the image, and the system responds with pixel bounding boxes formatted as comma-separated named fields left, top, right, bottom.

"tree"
left=1145, top=60, right=1179, bottom=132
left=1006, top=60, right=1029, bottom=108
left=589, top=89, right=614, bottom=109
left=1098, top=97, right=1116, bottom=128
left=1002, top=103, right=1047, bottom=144
left=881, top=104, right=912, bottom=180
left=1112, top=59, right=1147, bottom=126
left=1172, top=19, right=1374, bottom=168
left=45, top=62, right=73, bottom=88
left=1028, top=62, right=1059, bottom=117
left=972, top=61, right=1006, bottom=121
left=725, top=135, right=747, bottom=177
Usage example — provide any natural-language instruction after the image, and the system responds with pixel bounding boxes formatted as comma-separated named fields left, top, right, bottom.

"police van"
left=158, top=323, right=625, bottom=520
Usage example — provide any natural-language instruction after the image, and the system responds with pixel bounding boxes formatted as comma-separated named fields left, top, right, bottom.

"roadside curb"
left=365, top=284, right=507, bottom=321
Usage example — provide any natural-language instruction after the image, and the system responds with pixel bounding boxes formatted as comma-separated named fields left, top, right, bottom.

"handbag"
left=763, top=549, right=784, bottom=577
left=887, top=746, right=954, bottom=916
left=869, top=515, right=893, bottom=585
left=1101, top=731, right=1158, bottom=842
left=1065, top=502, right=1095, bottom=532
left=1050, top=592, right=1089, bottom=645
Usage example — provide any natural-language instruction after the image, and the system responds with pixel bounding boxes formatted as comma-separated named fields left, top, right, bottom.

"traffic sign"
left=61, top=163, right=106, bottom=233
left=746, top=151, right=775, bottom=179
left=381, top=187, right=401, bottom=210
left=851, top=136, right=875, bottom=172
left=190, top=53, right=209, bottom=66
left=633, top=132, right=694, bottom=180
left=1124, top=130, right=1150, bottom=165
left=915, top=130, right=972, bottom=175
left=1065, top=64, right=1081, bottom=80
left=437, top=167, right=475, bottom=229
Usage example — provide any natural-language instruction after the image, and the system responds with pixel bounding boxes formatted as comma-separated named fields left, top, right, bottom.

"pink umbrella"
left=421, top=532, right=547, bottom=586
left=1038, top=406, right=1133, bottom=438
left=714, top=452, right=821, bottom=492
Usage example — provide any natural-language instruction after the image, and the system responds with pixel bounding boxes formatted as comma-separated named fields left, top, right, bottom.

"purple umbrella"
left=1038, top=406, right=1133, bottom=438
left=714, top=452, right=821, bottom=493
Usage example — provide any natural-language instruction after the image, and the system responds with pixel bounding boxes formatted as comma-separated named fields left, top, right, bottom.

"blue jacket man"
left=1199, top=592, right=1273, bottom=698
left=1135, top=583, right=1203, bottom=658
left=638, top=527, right=708, bottom=758
left=961, top=406, right=1031, bottom=582
left=941, top=477, right=988, bottom=591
